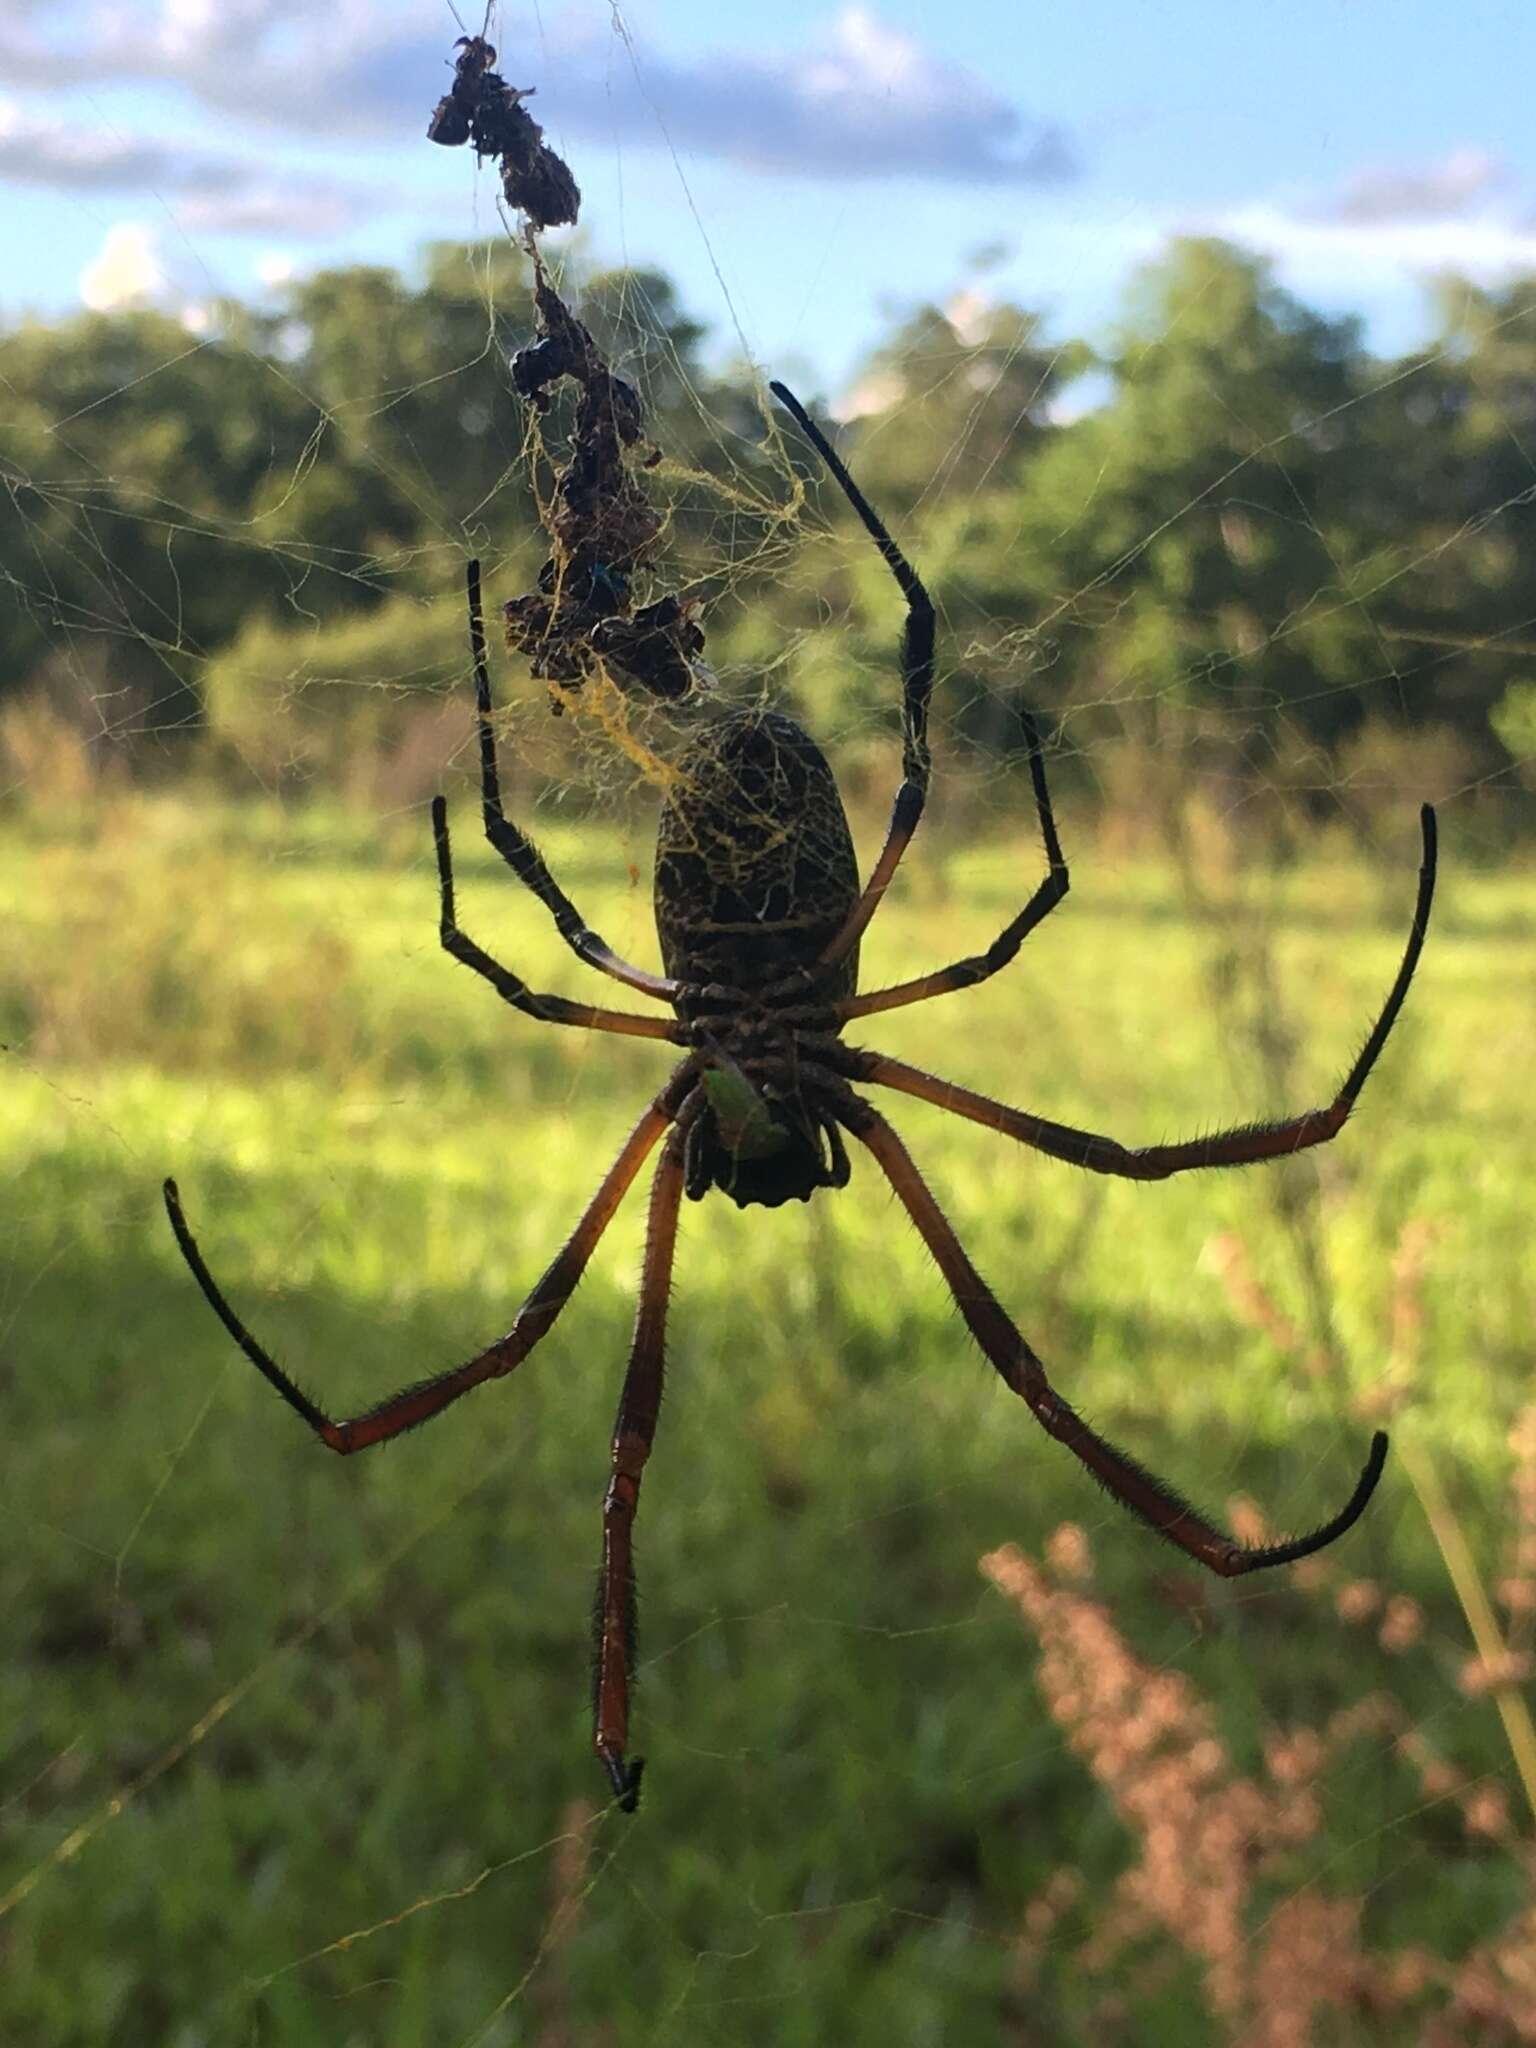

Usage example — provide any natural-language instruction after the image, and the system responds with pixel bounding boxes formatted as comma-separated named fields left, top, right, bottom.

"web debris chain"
left=429, top=34, right=710, bottom=712
left=428, top=36, right=580, bottom=230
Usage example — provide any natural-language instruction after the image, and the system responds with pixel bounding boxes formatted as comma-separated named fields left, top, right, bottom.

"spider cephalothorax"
left=165, top=382, right=1437, bottom=1815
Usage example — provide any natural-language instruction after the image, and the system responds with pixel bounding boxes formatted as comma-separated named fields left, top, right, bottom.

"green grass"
left=1, top=788, right=1531, bottom=2044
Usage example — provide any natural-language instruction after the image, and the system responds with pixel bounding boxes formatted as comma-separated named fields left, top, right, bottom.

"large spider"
left=164, top=383, right=1437, bottom=1812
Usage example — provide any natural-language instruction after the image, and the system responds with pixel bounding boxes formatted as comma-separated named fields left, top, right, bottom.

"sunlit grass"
left=1, top=792, right=1530, bottom=2043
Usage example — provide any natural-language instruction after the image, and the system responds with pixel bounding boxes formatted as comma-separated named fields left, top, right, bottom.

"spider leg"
left=464, top=558, right=682, bottom=1004
left=434, top=796, right=685, bottom=1042
left=850, top=805, right=1435, bottom=1175
left=593, top=1113, right=692, bottom=1812
left=840, top=709, right=1070, bottom=1021
left=843, top=1100, right=1386, bottom=1575
left=770, top=384, right=934, bottom=973
left=162, top=1069, right=693, bottom=1454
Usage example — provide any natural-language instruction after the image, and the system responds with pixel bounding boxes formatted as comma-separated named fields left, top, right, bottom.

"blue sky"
left=4, top=0, right=1535, bottom=398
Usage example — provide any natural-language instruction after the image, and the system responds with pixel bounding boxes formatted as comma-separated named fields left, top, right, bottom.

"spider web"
left=3, top=6, right=1535, bottom=2042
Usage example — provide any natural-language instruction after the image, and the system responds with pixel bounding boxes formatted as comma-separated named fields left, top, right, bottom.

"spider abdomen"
left=653, top=708, right=860, bottom=1003
left=654, top=708, right=860, bottom=1210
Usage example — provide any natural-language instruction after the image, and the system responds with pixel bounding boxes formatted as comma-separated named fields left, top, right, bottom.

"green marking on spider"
left=699, top=1059, right=795, bottom=1161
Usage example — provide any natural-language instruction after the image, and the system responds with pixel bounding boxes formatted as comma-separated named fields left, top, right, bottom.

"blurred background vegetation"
left=3, top=231, right=1534, bottom=833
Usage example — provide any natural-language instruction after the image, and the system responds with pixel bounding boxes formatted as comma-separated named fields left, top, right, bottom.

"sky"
left=3, top=0, right=1535, bottom=399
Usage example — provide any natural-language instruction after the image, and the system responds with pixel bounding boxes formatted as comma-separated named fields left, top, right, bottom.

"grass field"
left=2, top=782, right=1532, bottom=2044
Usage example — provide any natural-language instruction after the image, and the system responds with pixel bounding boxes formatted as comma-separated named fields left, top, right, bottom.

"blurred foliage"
left=2, top=237, right=1535, bottom=828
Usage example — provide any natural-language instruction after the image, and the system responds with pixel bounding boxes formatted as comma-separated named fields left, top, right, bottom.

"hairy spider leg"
left=840, top=707, right=1072, bottom=1022
left=463, top=557, right=682, bottom=1003
left=852, top=803, right=1437, bottom=1175
left=163, top=1071, right=691, bottom=1455
left=844, top=1102, right=1387, bottom=1575
left=768, top=383, right=935, bottom=973
left=433, top=795, right=685, bottom=1041
left=593, top=1115, right=692, bottom=1811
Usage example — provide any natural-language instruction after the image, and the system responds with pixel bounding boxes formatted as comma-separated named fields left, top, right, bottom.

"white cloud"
left=1322, top=147, right=1508, bottom=226
left=0, top=0, right=332, bottom=93
left=79, top=221, right=166, bottom=310
left=0, top=2, right=1078, bottom=188
left=173, top=183, right=366, bottom=237
left=806, top=8, right=952, bottom=108
left=1134, top=148, right=1536, bottom=309
left=610, top=5, right=1077, bottom=185
left=1214, top=200, right=1536, bottom=291
left=0, top=95, right=177, bottom=187
left=0, top=93, right=376, bottom=233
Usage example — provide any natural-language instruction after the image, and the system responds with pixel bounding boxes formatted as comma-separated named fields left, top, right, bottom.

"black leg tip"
left=619, top=1758, right=644, bottom=1814
left=770, top=380, right=815, bottom=436
left=892, top=781, right=925, bottom=831
left=601, top=1751, right=645, bottom=1814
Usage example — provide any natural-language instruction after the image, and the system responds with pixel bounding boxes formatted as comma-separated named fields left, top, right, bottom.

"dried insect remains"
left=428, top=36, right=579, bottom=231
left=430, top=34, right=707, bottom=710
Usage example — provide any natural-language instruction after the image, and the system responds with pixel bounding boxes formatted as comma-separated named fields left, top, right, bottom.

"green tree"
left=910, top=240, right=1378, bottom=814
left=0, top=308, right=318, bottom=740
left=845, top=295, right=1086, bottom=514
left=1352, top=274, right=1536, bottom=792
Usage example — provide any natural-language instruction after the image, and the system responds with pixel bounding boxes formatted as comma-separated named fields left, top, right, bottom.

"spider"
left=164, top=381, right=1437, bottom=1813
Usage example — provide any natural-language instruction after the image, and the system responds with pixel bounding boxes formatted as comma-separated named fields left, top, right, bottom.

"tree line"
left=2, top=235, right=1533, bottom=828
